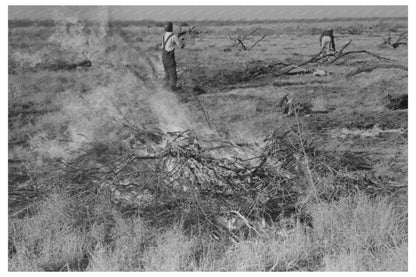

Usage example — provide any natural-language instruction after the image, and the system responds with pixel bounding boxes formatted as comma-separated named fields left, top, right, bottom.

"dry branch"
left=313, top=40, right=393, bottom=64
left=379, top=31, right=407, bottom=48
left=392, top=31, right=408, bottom=48
left=228, top=35, right=246, bottom=50
left=274, top=53, right=322, bottom=76
left=240, top=26, right=261, bottom=41
left=346, top=64, right=408, bottom=77
left=343, top=50, right=393, bottom=61
left=236, top=38, right=247, bottom=50
left=228, top=27, right=265, bottom=51
left=338, top=39, right=353, bottom=54
left=247, top=35, right=266, bottom=51
left=245, top=39, right=396, bottom=79
left=274, top=40, right=353, bottom=75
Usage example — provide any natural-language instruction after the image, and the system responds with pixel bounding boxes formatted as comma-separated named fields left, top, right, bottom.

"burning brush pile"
left=10, top=119, right=406, bottom=242
left=12, top=123, right=399, bottom=243
left=49, top=128, right=302, bottom=240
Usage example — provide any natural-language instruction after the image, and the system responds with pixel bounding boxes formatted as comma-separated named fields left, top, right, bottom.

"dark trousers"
left=162, top=50, right=177, bottom=90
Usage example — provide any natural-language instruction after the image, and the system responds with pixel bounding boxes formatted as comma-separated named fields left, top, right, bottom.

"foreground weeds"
left=310, top=194, right=407, bottom=271
left=9, top=192, right=407, bottom=271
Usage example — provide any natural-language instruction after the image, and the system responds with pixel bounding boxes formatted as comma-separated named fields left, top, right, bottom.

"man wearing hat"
left=161, top=21, right=184, bottom=91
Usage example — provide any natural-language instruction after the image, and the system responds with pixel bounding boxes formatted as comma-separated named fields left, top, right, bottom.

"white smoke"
left=148, top=88, right=195, bottom=132
left=31, top=6, right=212, bottom=162
left=48, top=6, right=108, bottom=61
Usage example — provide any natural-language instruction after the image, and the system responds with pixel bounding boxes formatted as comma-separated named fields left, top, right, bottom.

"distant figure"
left=161, top=21, right=184, bottom=91
left=320, top=29, right=336, bottom=54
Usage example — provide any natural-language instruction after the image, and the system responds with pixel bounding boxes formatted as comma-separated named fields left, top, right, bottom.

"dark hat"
left=165, top=21, right=173, bottom=32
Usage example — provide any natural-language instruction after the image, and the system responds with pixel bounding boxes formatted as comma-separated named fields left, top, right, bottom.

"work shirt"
left=162, top=32, right=180, bottom=52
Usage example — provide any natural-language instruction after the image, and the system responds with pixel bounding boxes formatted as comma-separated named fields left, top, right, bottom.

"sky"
left=8, top=5, right=408, bottom=21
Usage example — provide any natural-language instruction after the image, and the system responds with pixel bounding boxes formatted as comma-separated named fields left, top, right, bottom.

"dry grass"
left=8, top=194, right=88, bottom=271
left=309, top=193, right=407, bottom=271
left=8, top=191, right=407, bottom=271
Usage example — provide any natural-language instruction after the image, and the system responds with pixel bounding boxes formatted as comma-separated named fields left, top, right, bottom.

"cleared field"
left=8, top=17, right=408, bottom=271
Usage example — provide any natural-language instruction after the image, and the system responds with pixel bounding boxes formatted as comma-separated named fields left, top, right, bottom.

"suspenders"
left=162, top=32, right=175, bottom=52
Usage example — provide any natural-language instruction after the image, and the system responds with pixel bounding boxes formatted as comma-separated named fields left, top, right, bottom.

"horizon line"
left=7, top=15, right=408, bottom=22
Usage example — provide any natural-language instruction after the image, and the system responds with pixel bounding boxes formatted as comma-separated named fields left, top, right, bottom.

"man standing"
left=319, top=29, right=336, bottom=55
left=161, top=21, right=183, bottom=91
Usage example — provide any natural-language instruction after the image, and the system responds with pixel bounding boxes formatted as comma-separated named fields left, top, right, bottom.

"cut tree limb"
left=312, top=40, right=393, bottom=64
left=243, top=39, right=397, bottom=78
left=343, top=50, right=393, bottom=61
left=284, top=40, right=353, bottom=70
left=229, top=35, right=247, bottom=50
left=241, top=26, right=261, bottom=41
left=346, top=64, right=408, bottom=77
left=275, top=51, right=324, bottom=75
left=338, top=39, right=353, bottom=55
left=236, top=38, right=247, bottom=50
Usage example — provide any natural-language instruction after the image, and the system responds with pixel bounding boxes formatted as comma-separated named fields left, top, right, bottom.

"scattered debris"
left=185, top=37, right=404, bottom=94
left=313, top=69, right=327, bottom=77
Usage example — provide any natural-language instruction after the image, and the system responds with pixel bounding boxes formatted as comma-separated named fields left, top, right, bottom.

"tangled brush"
left=32, top=128, right=301, bottom=239
left=10, top=125, right=406, bottom=241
